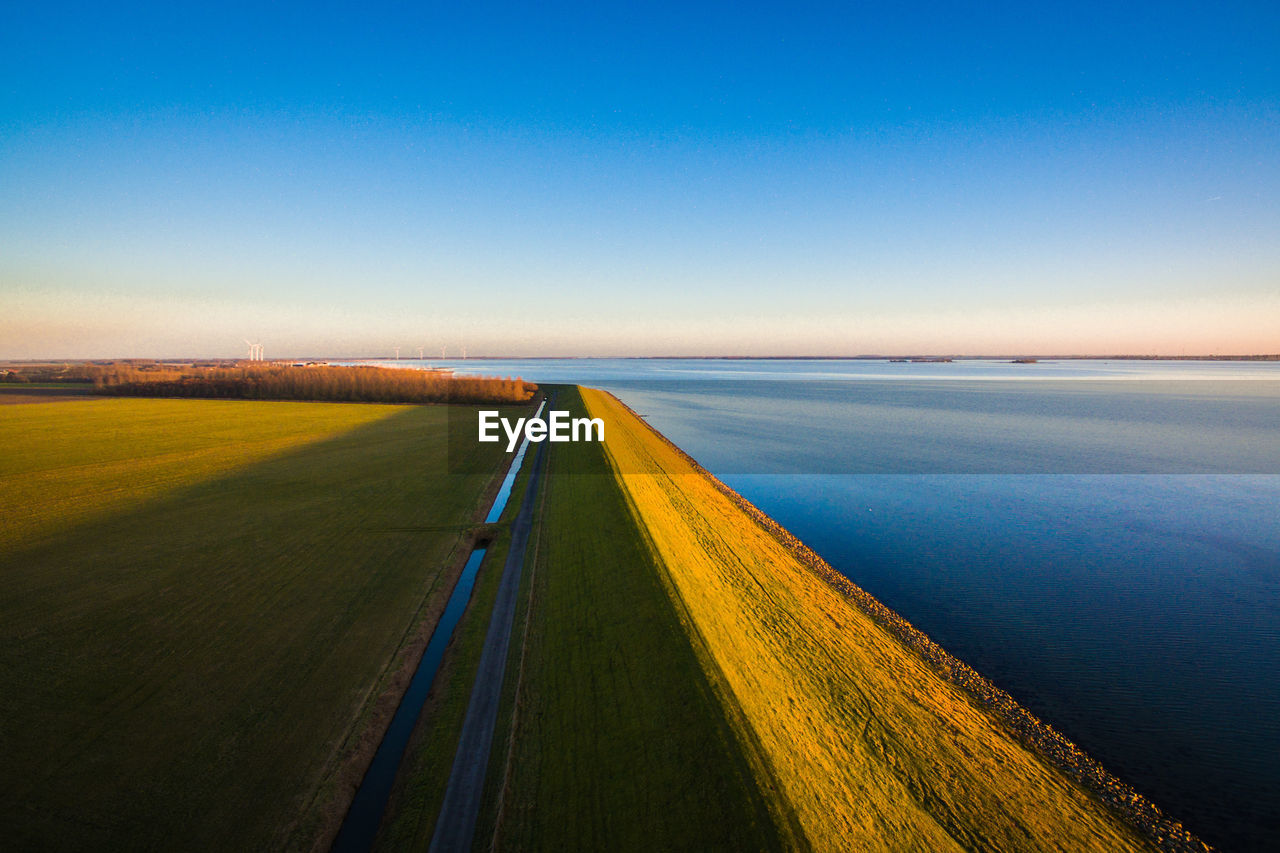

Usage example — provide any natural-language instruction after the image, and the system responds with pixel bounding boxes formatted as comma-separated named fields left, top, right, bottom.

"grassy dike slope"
left=0, top=398, right=510, bottom=851
left=581, top=387, right=1189, bottom=853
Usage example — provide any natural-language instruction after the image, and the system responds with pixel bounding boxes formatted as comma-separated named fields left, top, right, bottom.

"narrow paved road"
left=428, top=427, right=549, bottom=852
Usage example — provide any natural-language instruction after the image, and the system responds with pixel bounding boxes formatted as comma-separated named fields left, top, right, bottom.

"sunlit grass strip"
left=583, top=387, right=1207, bottom=853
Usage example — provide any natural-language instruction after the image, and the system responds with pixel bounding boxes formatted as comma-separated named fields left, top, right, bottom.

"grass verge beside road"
left=481, top=386, right=785, bottom=851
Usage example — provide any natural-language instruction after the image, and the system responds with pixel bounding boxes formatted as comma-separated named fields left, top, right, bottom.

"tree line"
left=89, top=363, right=536, bottom=404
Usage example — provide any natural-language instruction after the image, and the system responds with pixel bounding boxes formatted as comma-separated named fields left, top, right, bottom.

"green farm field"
left=0, top=397, right=512, bottom=850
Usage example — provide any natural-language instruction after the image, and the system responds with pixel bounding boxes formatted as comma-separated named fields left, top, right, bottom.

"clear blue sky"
left=2, top=0, right=1277, bottom=357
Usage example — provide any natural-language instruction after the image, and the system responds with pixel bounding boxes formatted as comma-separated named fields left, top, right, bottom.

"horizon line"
left=6, top=354, right=1280, bottom=363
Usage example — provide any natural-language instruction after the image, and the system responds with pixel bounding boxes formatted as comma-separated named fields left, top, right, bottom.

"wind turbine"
left=418, top=346, right=425, bottom=359
left=394, top=346, right=400, bottom=360
left=244, top=339, right=263, bottom=361
left=440, top=344, right=448, bottom=359
left=460, top=344, right=467, bottom=360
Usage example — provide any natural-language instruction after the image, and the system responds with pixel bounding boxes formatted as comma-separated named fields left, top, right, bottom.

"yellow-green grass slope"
left=0, top=397, right=509, bottom=851
left=582, top=387, right=1203, bottom=853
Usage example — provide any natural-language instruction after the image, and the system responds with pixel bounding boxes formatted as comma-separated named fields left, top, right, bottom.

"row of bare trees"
left=89, top=363, right=536, bottom=404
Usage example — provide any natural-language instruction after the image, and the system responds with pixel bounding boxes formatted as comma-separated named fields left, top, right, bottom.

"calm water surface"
left=425, top=359, right=1279, bottom=851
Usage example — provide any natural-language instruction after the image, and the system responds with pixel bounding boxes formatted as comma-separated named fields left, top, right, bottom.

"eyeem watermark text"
left=478, top=410, right=604, bottom=452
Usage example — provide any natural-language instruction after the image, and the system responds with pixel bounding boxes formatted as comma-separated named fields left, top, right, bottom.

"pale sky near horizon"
left=2, top=1, right=1278, bottom=358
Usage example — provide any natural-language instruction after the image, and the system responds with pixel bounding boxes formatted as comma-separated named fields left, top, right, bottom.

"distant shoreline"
left=5, top=354, right=1279, bottom=366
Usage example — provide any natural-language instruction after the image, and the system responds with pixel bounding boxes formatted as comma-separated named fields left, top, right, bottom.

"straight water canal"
left=332, top=424, right=535, bottom=852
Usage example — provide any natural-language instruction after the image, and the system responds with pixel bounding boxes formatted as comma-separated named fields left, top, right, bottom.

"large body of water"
left=394, top=358, right=1279, bottom=851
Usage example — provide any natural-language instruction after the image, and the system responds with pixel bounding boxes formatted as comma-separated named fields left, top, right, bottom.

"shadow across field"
left=0, top=384, right=94, bottom=404
left=0, top=404, right=504, bottom=852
